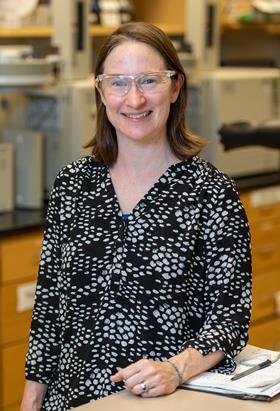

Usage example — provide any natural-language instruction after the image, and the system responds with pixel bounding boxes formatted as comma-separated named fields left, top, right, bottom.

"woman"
left=21, top=22, right=252, bottom=410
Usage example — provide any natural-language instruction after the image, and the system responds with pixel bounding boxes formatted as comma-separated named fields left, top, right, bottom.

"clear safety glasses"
left=95, top=70, right=177, bottom=97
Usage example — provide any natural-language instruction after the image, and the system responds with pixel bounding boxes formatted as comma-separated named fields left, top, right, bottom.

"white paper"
left=16, top=281, right=36, bottom=312
left=183, top=345, right=280, bottom=398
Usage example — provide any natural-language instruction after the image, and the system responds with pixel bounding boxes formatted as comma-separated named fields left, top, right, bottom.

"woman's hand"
left=110, top=348, right=225, bottom=398
left=110, top=359, right=180, bottom=397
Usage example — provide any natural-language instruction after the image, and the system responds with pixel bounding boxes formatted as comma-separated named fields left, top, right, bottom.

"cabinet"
left=0, top=0, right=186, bottom=39
left=0, top=231, right=43, bottom=411
left=240, top=186, right=280, bottom=350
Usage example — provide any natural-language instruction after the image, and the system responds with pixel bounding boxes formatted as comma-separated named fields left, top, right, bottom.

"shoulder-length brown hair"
left=86, top=22, right=206, bottom=166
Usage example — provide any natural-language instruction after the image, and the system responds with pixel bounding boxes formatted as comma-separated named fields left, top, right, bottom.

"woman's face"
left=98, top=41, right=181, bottom=146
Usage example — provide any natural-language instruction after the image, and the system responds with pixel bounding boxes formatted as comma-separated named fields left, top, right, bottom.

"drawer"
left=251, top=269, right=280, bottom=322
left=241, top=187, right=280, bottom=223
left=0, top=341, right=28, bottom=408
left=0, top=404, right=21, bottom=411
left=249, top=317, right=280, bottom=351
left=250, top=222, right=280, bottom=273
left=0, top=231, right=42, bottom=284
left=0, top=405, right=20, bottom=411
left=0, top=280, right=36, bottom=344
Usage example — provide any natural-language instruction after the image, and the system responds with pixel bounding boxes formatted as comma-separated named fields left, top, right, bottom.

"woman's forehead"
left=103, top=41, right=166, bottom=74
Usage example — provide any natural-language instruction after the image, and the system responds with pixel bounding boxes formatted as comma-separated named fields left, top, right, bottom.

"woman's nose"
left=124, top=84, right=146, bottom=107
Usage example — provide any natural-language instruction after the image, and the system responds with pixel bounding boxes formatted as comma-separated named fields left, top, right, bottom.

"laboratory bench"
left=0, top=171, right=280, bottom=410
left=0, top=207, right=45, bottom=238
left=73, top=386, right=280, bottom=411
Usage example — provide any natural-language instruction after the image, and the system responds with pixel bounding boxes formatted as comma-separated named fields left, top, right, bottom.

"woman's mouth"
left=123, top=111, right=152, bottom=119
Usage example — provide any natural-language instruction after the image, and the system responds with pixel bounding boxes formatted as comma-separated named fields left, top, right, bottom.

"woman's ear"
left=95, top=80, right=107, bottom=106
left=170, top=73, right=184, bottom=103
left=99, top=90, right=107, bottom=106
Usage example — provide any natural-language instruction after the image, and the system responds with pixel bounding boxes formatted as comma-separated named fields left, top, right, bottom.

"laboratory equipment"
left=219, top=120, right=280, bottom=151
left=0, top=0, right=94, bottom=203
left=186, top=0, right=221, bottom=71
left=25, top=80, right=95, bottom=196
left=186, top=67, right=280, bottom=178
left=52, top=0, right=91, bottom=80
left=0, top=0, right=38, bottom=27
left=184, top=2, right=280, bottom=178
left=0, top=46, right=53, bottom=88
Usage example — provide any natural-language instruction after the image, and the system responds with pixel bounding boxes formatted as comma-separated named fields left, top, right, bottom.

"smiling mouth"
left=123, top=111, right=152, bottom=119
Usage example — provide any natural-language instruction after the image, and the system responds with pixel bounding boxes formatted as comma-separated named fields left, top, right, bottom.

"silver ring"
left=140, top=382, right=148, bottom=391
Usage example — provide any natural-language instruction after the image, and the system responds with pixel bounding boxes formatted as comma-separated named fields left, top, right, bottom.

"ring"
left=140, top=382, right=148, bottom=391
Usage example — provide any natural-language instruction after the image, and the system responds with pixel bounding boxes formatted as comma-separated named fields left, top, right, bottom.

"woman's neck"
left=112, top=137, right=179, bottom=177
left=109, top=139, right=181, bottom=214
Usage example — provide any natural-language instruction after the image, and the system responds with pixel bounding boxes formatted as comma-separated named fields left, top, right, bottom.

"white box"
left=3, top=129, right=44, bottom=209
left=0, top=143, right=14, bottom=212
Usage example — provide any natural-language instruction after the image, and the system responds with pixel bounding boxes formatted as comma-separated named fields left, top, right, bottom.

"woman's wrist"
left=20, top=380, right=48, bottom=411
left=168, top=347, right=210, bottom=384
left=165, top=359, right=185, bottom=386
left=169, top=347, right=225, bottom=384
left=20, top=397, right=42, bottom=411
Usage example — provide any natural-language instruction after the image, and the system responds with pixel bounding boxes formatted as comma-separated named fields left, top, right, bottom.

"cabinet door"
left=251, top=268, right=280, bottom=322
left=0, top=341, right=28, bottom=408
left=249, top=317, right=280, bottom=350
left=250, top=219, right=280, bottom=273
left=241, top=189, right=280, bottom=223
left=0, top=280, right=36, bottom=344
left=1, top=405, right=21, bottom=411
left=0, top=231, right=42, bottom=284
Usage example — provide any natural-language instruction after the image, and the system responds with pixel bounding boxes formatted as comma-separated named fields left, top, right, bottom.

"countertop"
left=0, top=207, right=46, bottom=237
left=73, top=388, right=280, bottom=411
left=234, top=171, right=280, bottom=192
left=1, top=171, right=280, bottom=237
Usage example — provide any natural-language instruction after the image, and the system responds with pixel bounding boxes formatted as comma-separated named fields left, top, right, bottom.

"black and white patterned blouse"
left=25, top=156, right=252, bottom=410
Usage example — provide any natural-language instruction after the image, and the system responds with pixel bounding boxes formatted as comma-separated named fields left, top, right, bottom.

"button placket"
left=108, top=215, right=128, bottom=290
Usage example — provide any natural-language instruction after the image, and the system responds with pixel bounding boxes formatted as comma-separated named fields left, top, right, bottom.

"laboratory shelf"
left=0, top=24, right=185, bottom=39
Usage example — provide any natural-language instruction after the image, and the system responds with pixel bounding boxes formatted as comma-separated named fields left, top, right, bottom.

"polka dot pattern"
left=25, top=156, right=252, bottom=410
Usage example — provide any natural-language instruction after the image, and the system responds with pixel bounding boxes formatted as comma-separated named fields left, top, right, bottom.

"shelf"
left=2, top=21, right=278, bottom=40
left=89, top=25, right=117, bottom=37
left=0, top=26, right=52, bottom=38
left=150, top=24, right=184, bottom=36
left=221, top=21, right=280, bottom=35
left=0, top=24, right=184, bottom=39
left=89, top=23, right=184, bottom=36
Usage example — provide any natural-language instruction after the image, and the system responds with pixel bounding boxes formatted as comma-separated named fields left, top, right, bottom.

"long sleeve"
left=25, top=171, right=63, bottom=384
left=182, top=180, right=252, bottom=372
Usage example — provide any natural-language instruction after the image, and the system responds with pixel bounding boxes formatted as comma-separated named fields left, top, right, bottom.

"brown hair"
left=86, top=22, right=206, bottom=166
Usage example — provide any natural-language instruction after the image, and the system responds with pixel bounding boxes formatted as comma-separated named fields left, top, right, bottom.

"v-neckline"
left=105, top=159, right=191, bottom=218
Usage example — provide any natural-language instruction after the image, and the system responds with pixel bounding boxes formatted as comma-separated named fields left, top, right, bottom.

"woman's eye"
left=110, top=78, right=127, bottom=88
left=141, top=76, right=157, bottom=86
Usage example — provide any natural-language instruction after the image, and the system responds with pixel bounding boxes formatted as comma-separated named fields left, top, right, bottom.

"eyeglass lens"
left=101, top=73, right=172, bottom=96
